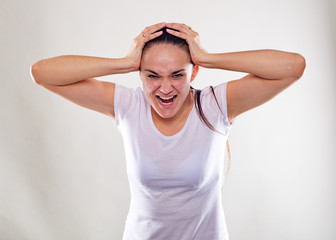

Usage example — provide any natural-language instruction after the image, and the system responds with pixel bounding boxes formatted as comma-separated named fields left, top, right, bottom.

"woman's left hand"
left=165, top=23, right=209, bottom=66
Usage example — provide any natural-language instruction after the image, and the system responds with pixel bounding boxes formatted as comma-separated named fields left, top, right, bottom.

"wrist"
left=123, top=56, right=140, bottom=72
left=195, top=53, right=216, bottom=68
left=108, top=57, right=138, bottom=74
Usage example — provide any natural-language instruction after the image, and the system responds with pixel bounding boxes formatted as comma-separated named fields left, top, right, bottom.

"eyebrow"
left=144, top=69, right=185, bottom=75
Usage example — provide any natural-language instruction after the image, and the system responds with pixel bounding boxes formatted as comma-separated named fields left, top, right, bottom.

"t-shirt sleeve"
left=213, top=81, right=237, bottom=128
left=112, top=84, right=138, bottom=127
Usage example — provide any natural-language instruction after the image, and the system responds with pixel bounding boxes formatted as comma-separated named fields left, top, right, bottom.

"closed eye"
left=148, top=74, right=159, bottom=79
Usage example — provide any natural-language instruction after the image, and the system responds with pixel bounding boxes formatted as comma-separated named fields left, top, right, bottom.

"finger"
left=166, top=28, right=188, bottom=39
left=166, top=22, right=189, bottom=33
left=166, top=22, right=185, bottom=29
left=148, top=30, right=163, bottom=41
left=143, top=22, right=166, bottom=35
left=141, top=29, right=163, bottom=40
left=137, top=30, right=163, bottom=46
left=139, top=23, right=164, bottom=40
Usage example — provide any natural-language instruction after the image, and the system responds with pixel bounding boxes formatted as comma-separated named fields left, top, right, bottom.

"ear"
left=190, top=65, right=199, bottom=83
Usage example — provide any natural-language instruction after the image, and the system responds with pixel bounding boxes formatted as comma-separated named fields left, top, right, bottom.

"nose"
left=160, top=78, right=173, bottom=94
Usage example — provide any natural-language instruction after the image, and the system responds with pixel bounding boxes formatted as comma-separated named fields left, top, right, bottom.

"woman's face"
left=140, top=43, right=198, bottom=119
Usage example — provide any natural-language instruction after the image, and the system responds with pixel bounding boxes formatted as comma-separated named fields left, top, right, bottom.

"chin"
left=159, top=112, right=177, bottom=119
left=153, top=106, right=178, bottom=119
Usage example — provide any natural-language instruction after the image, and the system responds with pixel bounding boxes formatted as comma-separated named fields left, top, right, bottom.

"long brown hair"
left=191, top=86, right=232, bottom=176
left=143, top=27, right=232, bottom=175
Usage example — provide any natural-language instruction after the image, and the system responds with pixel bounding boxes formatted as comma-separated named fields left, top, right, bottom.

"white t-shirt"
left=113, top=81, right=236, bottom=240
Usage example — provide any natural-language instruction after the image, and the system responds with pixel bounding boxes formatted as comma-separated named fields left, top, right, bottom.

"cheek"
left=174, top=80, right=190, bottom=92
left=144, top=80, right=160, bottom=93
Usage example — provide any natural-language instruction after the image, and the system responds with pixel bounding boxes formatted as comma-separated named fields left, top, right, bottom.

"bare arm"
left=199, top=50, right=306, bottom=123
left=198, top=49, right=305, bottom=81
left=30, top=55, right=134, bottom=85
left=30, top=56, right=134, bottom=119
left=30, top=22, right=166, bottom=119
left=165, top=23, right=306, bottom=124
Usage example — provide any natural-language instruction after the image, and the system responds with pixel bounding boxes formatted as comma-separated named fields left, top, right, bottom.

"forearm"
left=30, top=55, right=135, bottom=85
left=200, top=49, right=306, bottom=80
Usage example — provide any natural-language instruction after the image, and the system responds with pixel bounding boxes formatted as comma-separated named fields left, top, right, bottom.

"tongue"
left=161, top=97, right=174, bottom=104
left=161, top=98, right=173, bottom=104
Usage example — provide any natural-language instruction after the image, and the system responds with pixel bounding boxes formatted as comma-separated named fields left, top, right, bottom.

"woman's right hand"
left=125, top=22, right=166, bottom=71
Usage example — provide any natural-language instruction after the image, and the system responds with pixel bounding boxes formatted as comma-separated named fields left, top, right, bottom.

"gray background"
left=1, top=0, right=335, bottom=239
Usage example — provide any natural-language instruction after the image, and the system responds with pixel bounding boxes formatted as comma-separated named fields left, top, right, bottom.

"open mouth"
left=156, top=95, right=177, bottom=105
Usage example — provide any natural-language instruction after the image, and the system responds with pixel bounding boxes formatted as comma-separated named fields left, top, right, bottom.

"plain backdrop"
left=1, top=0, right=335, bottom=239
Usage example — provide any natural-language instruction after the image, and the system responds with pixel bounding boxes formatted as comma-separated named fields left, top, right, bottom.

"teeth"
left=160, top=101, right=172, bottom=105
left=157, top=95, right=176, bottom=105
left=158, top=96, right=175, bottom=100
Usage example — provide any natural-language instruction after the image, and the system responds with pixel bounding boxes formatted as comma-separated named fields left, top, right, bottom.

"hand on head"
left=125, top=22, right=208, bottom=71
left=126, top=22, right=166, bottom=71
left=165, top=23, right=208, bottom=66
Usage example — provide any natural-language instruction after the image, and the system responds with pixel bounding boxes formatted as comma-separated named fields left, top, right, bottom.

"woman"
left=30, top=22, right=306, bottom=240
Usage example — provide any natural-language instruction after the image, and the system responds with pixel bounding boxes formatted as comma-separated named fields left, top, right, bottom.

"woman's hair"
left=143, top=27, right=191, bottom=59
left=143, top=27, right=232, bottom=175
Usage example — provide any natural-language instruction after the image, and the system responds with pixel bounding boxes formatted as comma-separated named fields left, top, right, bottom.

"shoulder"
left=114, top=84, right=144, bottom=101
left=196, top=82, right=228, bottom=105
left=194, top=82, right=235, bottom=127
left=113, top=84, right=145, bottom=126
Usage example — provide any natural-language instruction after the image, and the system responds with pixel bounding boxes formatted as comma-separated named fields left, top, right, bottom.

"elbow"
left=30, top=62, right=42, bottom=84
left=291, top=53, right=306, bottom=80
